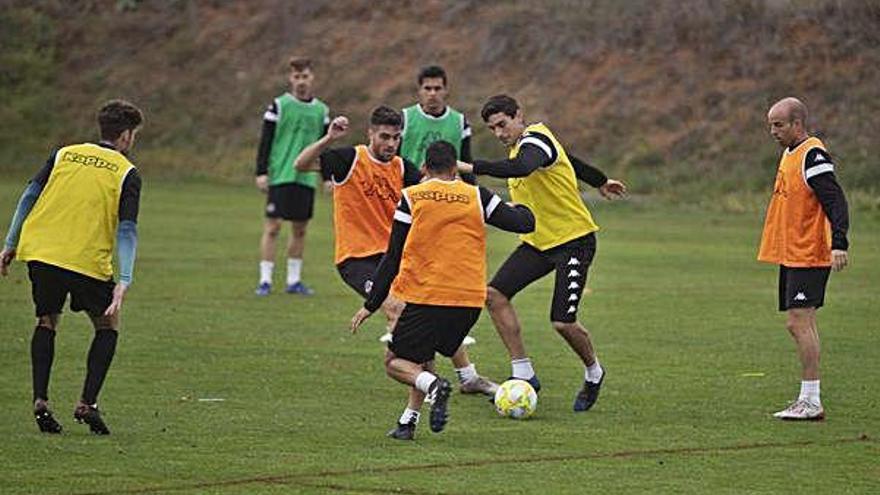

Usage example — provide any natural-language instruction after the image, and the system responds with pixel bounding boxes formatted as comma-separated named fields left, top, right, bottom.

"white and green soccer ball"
left=494, top=379, right=538, bottom=419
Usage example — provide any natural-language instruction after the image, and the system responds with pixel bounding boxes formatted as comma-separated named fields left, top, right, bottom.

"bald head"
left=767, top=97, right=809, bottom=148
left=768, top=97, right=808, bottom=125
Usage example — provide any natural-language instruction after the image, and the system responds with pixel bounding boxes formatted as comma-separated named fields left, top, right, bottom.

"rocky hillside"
left=2, top=0, right=878, bottom=204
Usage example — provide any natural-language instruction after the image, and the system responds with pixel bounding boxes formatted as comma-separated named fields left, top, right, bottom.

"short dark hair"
left=288, top=56, right=313, bottom=72
left=424, top=140, right=456, bottom=172
left=370, top=105, right=402, bottom=128
left=98, top=99, right=144, bottom=141
left=481, top=94, right=519, bottom=122
left=417, top=65, right=447, bottom=86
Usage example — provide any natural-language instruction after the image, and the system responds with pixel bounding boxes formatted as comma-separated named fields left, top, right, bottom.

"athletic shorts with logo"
left=778, top=265, right=831, bottom=311
left=265, top=183, right=315, bottom=221
left=336, top=254, right=383, bottom=299
left=28, top=261, right=115, bottom=317
left=490, top=233, right=596, bottom=323
left=389, top=303, right=481, bottom=364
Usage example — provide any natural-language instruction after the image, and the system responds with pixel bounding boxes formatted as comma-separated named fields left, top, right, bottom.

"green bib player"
left=399, top=65, right=476, bottom=187
left=400, top=65, right=472, bottom=167
left=254, top=56, right=330, bottom=296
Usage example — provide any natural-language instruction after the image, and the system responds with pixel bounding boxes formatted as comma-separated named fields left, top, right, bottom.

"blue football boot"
left=285, top=281, right=314, bottom=295
left=255, top=282, right=271, bottom=296
left=573, top=368, right=605, bottom=412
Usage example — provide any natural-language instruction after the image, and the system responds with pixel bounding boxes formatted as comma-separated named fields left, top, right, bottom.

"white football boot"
left=773, top=399, right=825, bottom=421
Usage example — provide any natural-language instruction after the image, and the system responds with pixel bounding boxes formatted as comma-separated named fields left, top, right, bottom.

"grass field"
left=1, top=179, right=878, bottom=494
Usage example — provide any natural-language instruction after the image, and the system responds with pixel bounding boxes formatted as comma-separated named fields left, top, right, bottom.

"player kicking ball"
left=350, top=141, right=535, bottom=440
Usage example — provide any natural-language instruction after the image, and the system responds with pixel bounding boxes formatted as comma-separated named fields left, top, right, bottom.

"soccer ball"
left=494, top=379, right=538, bottom=419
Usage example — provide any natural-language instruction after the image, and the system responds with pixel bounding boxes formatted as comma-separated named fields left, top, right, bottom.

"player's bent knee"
left=264, top=221, right=282, bottom=237
left=89, top=314, right=117, bottom=332
left=37, top=314, right=60, bottom=330
left=384, top=349, right=397, bottom=369
left=291, top=222, right=308, bottom=238
left=551, top=320, right=577, bottom=333
left=486, top=286, right=509, bottom=309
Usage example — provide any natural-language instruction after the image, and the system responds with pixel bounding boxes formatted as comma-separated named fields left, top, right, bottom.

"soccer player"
left=399, top=65, right=474, bottom=175
left=254, top=56, right=330, bottom=296
left=1, top=100, right=144, bottom=435
left=398, top=67, right=483, bottom=349
left=458, top=94, right=627, bottom=412
left=294, top=106, right=498, bottom=396
left=350, top=140, right=535, bottom=440
left=758, top=97, right=849, bottom=421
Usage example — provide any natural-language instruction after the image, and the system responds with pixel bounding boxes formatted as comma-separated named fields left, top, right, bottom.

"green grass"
left=1, top=179, right=878, bottom=494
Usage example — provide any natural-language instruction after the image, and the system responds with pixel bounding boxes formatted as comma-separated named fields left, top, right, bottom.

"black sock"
left=31, top=326, right=56, bottom=404
left=81, top=329, right=118, bottom=405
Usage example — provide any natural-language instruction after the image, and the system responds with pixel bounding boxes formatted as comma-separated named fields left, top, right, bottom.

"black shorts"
left=778, top=265, right=831, bottom=311
left=389, top=303, right=481, bottom=364
left=27, top=261, right=115, bottom=317
left=336, top=254, right=383, bottom=299
left=266, top=183, right=315, bottom=221
left=490, top=234, right=596, bottom=323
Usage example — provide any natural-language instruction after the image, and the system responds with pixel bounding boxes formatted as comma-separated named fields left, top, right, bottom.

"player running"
left=293, top=106, right=498, bottom=398
left=396, top=65, right=487, bottom=347
left=350, top=140, right=535, bottom=439
left=1, top=100, right=144, bottom=435
left=458, top=94, right=626, bottom=412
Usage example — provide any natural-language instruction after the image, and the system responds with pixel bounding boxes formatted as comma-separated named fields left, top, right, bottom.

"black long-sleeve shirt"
left=364, top=185, right=535, bottom=311
left=254, top=102, right=276, bottom=176
left=802, top=147, right=849, bottom=250
left=472, top=131, right=608, bottom=187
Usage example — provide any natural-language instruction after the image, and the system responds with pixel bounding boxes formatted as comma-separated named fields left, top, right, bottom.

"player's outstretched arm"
left=479, top=187, right=536, bottom=234
left=469, top=133, right=556, bottom=178
left=598, top=179, right=627, bottom=199
left=293, top=115, right=349, bottom=172
left=568, top=154, right=627, bottom=199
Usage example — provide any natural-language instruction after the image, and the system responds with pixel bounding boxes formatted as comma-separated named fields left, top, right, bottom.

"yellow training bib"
left=18, top=143, right=135, bottom=280
left=508, top=123, right=598, bottom=250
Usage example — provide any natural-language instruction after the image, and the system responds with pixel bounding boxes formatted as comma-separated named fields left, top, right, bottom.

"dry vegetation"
left=2, top=0, right=878, bottom=205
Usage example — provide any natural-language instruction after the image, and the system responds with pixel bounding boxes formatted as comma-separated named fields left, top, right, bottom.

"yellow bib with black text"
left=18, top=143, right=135, bottom=280
left=508, top=123, right=598, bottom=250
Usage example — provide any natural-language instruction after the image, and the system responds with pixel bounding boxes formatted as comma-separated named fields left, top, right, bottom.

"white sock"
left=799, top=380, right=820, bottom=404
left=398, top=407, right=420, bottom=425
left=414, top=371, right=437, bottom=395
left=511, top=358, right=535, bottom=380
left=259, top=261, right=274, bottom=285
left=585, top=360, right=604, bottom=383
left=455, top=364, right=477, bottom=384
left=287, top=258, right=302, bottom=285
